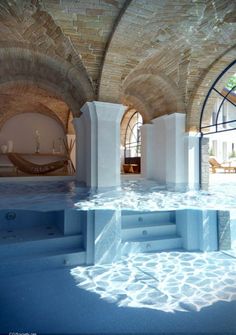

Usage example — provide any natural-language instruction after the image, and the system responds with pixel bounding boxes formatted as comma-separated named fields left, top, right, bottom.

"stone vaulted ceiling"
left=0, top=0, right=235, bottom=132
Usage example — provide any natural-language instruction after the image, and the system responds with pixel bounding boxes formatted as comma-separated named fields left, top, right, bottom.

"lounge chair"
left=209, top=158, right=236, bottom=173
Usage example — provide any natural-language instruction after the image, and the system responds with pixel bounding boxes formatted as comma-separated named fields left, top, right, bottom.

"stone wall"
left=201, top=136, right=209, bottom=190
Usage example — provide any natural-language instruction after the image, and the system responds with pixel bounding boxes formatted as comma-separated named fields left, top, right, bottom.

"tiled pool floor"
left=0, top=251, right=236, bottom=334
left=71, top=251, right=236, bottom=313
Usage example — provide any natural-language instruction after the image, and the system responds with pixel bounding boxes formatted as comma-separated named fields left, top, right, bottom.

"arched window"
left=124, top=111, right=143, bottom=158
left=199, top=60, right=236, bottom=186
left=200, top=60, right=236, bottom=135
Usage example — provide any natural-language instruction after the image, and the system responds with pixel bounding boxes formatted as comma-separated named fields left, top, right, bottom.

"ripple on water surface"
left=0, top=179, right=235, bottom=211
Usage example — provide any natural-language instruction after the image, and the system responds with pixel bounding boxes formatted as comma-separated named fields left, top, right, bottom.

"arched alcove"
left=0, top=112, right=66, bottom=155
left=0, top=49, right=89, bottom=177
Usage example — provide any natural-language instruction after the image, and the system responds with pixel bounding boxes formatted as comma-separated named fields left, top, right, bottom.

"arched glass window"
left=124, top=111, right=143, bottom=158
left=200, top=60, right=236, bottom=135
left=199, top=60, right=236, bottom=187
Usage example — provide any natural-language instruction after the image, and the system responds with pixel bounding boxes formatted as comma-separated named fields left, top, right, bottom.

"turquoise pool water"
left=71, top=250, right=236, bottom=313
left=0, top=178, right=235, bottom=323
left=0, top=178, right=235, bottom=211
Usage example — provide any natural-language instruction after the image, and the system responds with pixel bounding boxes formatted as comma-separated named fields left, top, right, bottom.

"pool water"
left=0, top=178, right=235, bottom=211
left=0, top=177, right=235, bottom=321
left=71, top=250, right=236, bottom=313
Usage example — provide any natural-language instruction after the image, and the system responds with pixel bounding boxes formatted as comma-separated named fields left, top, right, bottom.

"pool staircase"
left=0, top=210, right=86, bottom=276
left=121, top=210, right=183, bottom=254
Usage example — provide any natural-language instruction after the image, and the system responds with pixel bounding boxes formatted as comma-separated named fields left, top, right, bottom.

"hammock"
left=7, top=153, right=68, bottom=175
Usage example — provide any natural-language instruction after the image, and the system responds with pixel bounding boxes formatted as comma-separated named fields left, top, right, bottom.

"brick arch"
left=0, top=47, right=95, bottom=117
left=121, top=95, right=149, bottom=124
left=121, top=71, right=185, bottom=122
left=0, top=108, right=66, bottom=133
left=187, top=47, right=236, bottom=132
left=0, top=0, right=95, bottom=121
left=0, top=81, right=70, bottom=127
left=0, top=0, right=94, bottom=94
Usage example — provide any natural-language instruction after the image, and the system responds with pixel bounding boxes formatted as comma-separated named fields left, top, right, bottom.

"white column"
left=141, top=123, right=154, bottom=179
left=150, top=115, right=167, bottom=183
left=73, top=101, right=125, bottom=188
left=141, top=118, right=167, bottom=182
left=185, top=132, right=200, bottom=190
left=201, top=136, right=210, bottom=190
left=73, top=117, right=86, bottom=184
left=142, top=113, right=188, bottom=190
left=165, top=113, right=186, bottom=190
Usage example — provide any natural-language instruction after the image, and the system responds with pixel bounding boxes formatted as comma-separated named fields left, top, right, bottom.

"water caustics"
left=74, top=179, right=236, bottom=211
left=71, top=251, right=236, bottom=313
left=0, top=178, right=235, bottom=313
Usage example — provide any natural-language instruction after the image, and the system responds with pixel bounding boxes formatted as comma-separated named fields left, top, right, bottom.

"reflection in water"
left=75, top=179, right=236, bottom=211
left=71, top=251, right=236, bottom=313
left=0, top=179, right=235, bottom=211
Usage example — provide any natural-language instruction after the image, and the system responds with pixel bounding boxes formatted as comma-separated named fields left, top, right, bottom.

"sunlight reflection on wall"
left=71, top=251, right=236, bottom=313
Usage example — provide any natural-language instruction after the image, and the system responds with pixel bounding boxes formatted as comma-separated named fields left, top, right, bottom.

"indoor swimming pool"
left=0, top=177, right=235, bottom=331
left=0, top=177, right=235, bottom=272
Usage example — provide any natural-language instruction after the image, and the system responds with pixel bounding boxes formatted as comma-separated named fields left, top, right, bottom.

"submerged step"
left=122, top=211, right=175, bottom=226
left=0, top=249, right=86, bottom=277
left=0, top=224, right=64, bottom=243
left=121, top=235, right=183, bottom=254
left=122, top=220, right=175, bottom=229
left=122, top=223, right=177, bottom=240
left=0, top=234, right=84, bottom=259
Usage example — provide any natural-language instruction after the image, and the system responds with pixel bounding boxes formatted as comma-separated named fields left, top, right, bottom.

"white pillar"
left=141, top=113, right=188, bottom=190
left=144, top=115, right=167, bottom=185
left=141, top=124, right=154, bottom=179
left=73, top=117, right=86, bottom=184
left=73, top=101, right=125, bottom=188
left=185, top=132, right=200, bottom=190
left=165, top=113, right=186, bottom=190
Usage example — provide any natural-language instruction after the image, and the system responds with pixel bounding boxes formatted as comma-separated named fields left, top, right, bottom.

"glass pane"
left=124, top=112, right=143, bottom=158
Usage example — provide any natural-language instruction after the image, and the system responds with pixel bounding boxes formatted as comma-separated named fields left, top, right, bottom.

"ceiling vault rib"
left=97, top=0, right=133, bottom=98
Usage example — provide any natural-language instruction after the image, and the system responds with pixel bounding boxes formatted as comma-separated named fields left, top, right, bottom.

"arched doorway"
left=121, top=109, right=143, bottom=174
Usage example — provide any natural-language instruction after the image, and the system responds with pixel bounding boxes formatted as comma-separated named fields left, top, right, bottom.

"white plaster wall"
left=142, top=114, right=187, bottom=189
left=185, top=133, right=200, bottom=190
left=120, top=145, right=125, bottom=173
left=73, top=116, right=86, bottom=183
left=141, top=124, right=154, bottom=178
left=0, top=113, right=66, bottom=155
left=152, top=116, right=167, bottom=183
left=166, top=114, right=186, bottom=188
